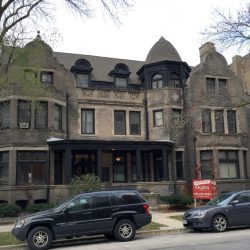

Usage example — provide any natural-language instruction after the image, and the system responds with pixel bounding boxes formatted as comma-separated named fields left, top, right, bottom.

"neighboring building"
left=0, top=34, right=249, bottom=206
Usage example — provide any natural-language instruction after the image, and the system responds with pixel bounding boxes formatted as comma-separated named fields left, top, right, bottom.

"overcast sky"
left=52, top=0, right=248, bottom=66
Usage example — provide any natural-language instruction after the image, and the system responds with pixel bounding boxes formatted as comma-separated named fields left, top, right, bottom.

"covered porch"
left=48, top=140, right=175, bottom=186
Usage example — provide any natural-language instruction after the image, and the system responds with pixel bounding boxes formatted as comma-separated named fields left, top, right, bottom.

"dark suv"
left=12, top=190, right=151, bottom=250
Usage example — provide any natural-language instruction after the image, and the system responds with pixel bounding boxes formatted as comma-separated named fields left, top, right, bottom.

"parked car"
left=12, top=190, right=151, bottom=250
left=183, top=190, right=250, bottom=232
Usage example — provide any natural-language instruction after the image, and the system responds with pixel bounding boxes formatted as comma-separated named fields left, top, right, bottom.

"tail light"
left=143, top=204, right=150, bottom=214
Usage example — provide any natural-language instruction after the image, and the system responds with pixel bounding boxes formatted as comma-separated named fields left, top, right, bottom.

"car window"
left=234, top=192, right=250, bottom=204
left=115, top=191, right=141, bottom=205
left=92, top=193, right=111, bottom=208
left=67, top=195, right=92, bottom=212
left=207, top=193, right=232, bottom=206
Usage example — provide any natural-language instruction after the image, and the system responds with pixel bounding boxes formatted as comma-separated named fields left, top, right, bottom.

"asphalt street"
left=52, top=228, right=250, bottom=250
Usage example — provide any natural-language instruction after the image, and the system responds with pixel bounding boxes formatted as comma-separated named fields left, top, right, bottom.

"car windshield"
left=207, top=193, right=232, bottom=206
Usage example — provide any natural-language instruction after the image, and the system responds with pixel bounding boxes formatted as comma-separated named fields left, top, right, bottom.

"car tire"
left=212, top=214, right=227, bottom=232
left=113, top=219, right=136, bottom=241
left=26, top=226, right=52, bottom=250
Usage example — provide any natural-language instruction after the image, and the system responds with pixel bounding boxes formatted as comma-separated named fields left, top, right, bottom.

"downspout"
left=65, top=93, right=69, bottom=139
left=144, top=92, right=149, bottom=141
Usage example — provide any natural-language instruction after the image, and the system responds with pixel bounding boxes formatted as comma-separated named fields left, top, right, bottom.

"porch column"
left=136, top=149, right=142, bottom=181
left=63, top=148, right=72, bottom=184
left=162, top=149, right=168, bottom=181
left=97, top=149, right=102, bottom=180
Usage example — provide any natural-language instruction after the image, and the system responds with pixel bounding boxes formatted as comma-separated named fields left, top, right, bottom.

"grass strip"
left=0, top=232, right=23, bottom=246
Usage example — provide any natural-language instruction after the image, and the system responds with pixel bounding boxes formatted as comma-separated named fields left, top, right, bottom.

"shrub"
left=69, top=174, right=102, bottom=195
left=160, top=195, right=193, bottom=208
left=0, top=203, right=22, bottom=217
left=25, top=203, right=53, bottom=214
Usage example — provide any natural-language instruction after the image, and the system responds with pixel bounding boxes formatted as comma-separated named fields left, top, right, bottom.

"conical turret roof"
left=146, top=37, right=182, bottom=63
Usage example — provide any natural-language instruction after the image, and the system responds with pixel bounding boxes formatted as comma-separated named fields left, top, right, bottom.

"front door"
left=54, top=195, right=94, bottom=237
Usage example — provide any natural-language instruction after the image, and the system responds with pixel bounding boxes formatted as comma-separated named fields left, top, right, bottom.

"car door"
left=227, top=192, right=250, bottom=226
left=54, top=195, right=94, bottom=237
left=91, top=192, right=114, bottom=233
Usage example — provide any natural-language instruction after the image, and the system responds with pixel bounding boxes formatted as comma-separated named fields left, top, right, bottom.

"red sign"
left=192, top=179, right=217, bottom=200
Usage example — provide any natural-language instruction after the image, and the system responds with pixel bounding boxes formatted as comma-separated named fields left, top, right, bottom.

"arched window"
left=70, top=59, right=93, bottom=88
left=152, top=74, right=163, bottom=89
left=109, top=63, right=130, bottom=89
left=169, top=73, right=181, bottom=88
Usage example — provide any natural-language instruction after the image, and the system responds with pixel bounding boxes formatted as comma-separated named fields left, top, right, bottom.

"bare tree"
left=0, top=0, right=133, bottom=45
left=202, top=3, right=250, bottom=52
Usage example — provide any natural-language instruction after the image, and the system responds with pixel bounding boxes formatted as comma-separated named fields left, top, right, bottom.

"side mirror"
left=64, top=202, right=75, bottom=213
left=231, top=199, right=239, bottom=206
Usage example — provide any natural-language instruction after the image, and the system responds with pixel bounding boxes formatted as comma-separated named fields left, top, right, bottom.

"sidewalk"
left=0, top=211, right=185, bottom=233
left=150, top=211, right=184, bottom=230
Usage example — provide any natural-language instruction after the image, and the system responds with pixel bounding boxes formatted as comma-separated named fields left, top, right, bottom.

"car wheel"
left=212, top=214, right=227, bottom=232
left=27, top=226, right=52, bottom=250
left=114, top=219, right=136, bottom=241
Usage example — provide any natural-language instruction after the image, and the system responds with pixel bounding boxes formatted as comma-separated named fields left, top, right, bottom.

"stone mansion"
left=0, top=34, right=250, bottom=206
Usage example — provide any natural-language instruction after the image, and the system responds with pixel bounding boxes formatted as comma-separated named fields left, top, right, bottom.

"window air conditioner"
left=20, top=123, right=29, bottom=129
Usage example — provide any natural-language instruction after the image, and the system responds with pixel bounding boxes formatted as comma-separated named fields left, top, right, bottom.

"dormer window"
left=76, top=73, right=89, bottom=88
left=41, top=71, right=53, bottom=84
left=169, top=73, right=181, bottom=88
left=109, top=63, right=130, bottom=89
left=152, top=74, right=163, bottom=89
left=71, top=59, right=93, bottom=88
left=115, top=77, right=127, bottom=89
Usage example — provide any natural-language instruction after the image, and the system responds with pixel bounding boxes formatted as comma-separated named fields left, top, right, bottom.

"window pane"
left=54, top=104, right=62, bottom=131
left=218, top=79, right=227, bottom=95
left=76, top=74, right=88, bottom=87
left=114, top=111, right=126, bottom=135
left=215, top=110, right=224, bottom=134
left=115, top=77, right=127, bottom=88
left=129, top=111, right=140, bottom=135
left=154, top=110, right=163, bottom=126
left=17, top=151, right=47, bottom=185
left=93, top=194, right=110, bottom=208
left=18, top=100, right=31, bottom=126
left=206, top=78, right=215, bottom=94
left=219, top=150, right=238, bottom=179
left=152, top=74, right=163, bottom=89
left=202, top=109, right=211, bottom=133
left=200, top=150, right=212, bottom=179
left=176, top=151, right=183, bottom=180
left=227, top=110, right=237, bottom=134
left=35, top=102, right=48, bottom=129
left=115, top=192, right=141, bottom=205
left=0, top=152, right=9, bottom=185
left=41, top=71, right=53, bottom=84
left=0, top=101, right=10, bottom=129
left=81, top=109, right=94, bottom=134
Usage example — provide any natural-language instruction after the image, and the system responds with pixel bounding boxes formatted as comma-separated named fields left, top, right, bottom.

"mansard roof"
left=146, top=37, right=182, bottom=63
left=54, top=52, right=143, bottom=84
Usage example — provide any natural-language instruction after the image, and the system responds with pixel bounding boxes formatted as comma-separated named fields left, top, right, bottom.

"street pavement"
left=0, top=211, right=185, bottom=233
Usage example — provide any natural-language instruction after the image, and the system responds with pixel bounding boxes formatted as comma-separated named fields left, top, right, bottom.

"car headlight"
left=15, top=219, right=25, bottom=228
left=192, top=211, right=206, bottom=218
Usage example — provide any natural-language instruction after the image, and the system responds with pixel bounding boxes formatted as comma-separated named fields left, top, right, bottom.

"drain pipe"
left=65, top=92, right=69, bottom=139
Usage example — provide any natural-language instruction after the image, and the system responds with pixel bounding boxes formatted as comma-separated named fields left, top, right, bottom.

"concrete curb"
left=0, top=228, right=188, bottom=249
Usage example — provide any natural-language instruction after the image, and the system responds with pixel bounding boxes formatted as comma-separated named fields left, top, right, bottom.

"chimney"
left=199, top=42, right=216, bottom=62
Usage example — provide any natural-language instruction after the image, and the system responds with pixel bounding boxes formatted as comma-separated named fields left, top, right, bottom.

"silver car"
left=183, top=190, right=250, bottom=232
